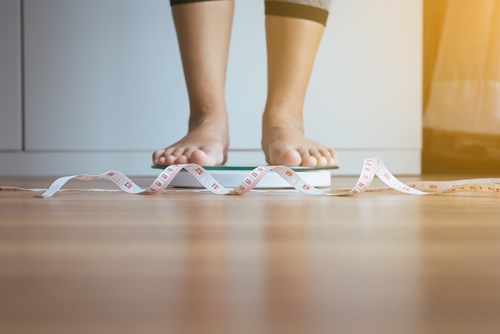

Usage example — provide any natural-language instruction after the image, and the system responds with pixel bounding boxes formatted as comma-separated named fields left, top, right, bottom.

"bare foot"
left=261, top=113, right=337, bottom=167
left=152, top=112, right=229, bottom=166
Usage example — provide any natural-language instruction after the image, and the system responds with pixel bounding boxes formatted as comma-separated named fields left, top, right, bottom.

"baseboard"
left=0, top=149, right=421, bottom=176
left=423, top=129, right=500, bottom=174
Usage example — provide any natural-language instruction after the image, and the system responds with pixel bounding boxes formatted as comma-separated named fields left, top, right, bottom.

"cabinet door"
left=0, top=0, right=22, bottom=150
left=24, top=0, right=189, bottom=150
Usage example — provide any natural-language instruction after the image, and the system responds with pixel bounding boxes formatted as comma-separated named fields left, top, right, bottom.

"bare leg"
left=153, top=0, right=233, bottom=166
left=262, top=15, right=337, bottom=167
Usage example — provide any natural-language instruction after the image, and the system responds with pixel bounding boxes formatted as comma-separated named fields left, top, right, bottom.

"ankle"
left=264, top=96, right=304, bottom=118
left=263, top=108, right=304, bottom=131
left=188, top=101, right=227, bottom=124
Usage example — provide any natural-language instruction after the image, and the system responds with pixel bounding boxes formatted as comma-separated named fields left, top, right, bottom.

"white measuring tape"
left=2, top=157, right=499, bottom=198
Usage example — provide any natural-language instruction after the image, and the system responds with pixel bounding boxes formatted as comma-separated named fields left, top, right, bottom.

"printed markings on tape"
left=1, top=157, right=500, bottom=198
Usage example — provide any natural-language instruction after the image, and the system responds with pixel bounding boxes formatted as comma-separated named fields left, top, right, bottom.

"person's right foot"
left=152, top=112, right=229, bottom=166
left=261, top=110, right=338, bottom=167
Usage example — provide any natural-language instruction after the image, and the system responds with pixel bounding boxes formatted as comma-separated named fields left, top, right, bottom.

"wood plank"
left=1, top=176, right=500, bottom=334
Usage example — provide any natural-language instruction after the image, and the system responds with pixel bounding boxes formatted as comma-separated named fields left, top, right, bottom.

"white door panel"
left=0, top=0, right=22, bottom=151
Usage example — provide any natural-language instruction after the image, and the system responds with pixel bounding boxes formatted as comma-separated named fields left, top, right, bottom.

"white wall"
left=0, top=0, right=422, bottom=176
left=309, top=0, right=422, bottom=150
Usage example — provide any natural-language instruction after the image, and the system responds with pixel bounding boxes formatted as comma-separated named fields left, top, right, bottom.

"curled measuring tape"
left=2, top=158, right=499, bottom=198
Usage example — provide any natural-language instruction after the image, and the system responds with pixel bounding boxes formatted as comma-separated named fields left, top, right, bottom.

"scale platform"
left=152, top=165, right=338, bottom=189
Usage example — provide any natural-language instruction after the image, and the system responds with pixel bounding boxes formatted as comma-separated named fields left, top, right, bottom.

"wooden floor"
left=1, top=176, right=500, bottom=334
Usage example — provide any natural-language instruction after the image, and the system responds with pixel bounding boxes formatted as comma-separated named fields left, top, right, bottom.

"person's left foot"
left=261, top=112, right=338, bottom=167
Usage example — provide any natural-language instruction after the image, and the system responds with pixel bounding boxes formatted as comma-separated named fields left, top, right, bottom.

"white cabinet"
left=1, top=0, right=422, bottom=175
left=0, top=0, right=22, bottom=150
left=24, top=0, right=188, bottom=150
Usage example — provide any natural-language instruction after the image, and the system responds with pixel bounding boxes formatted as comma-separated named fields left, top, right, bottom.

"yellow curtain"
left=424, top=0, right=500, bottom=135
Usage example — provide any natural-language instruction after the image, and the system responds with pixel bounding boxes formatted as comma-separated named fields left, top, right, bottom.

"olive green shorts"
left=170, top=0, right=332, bottom=26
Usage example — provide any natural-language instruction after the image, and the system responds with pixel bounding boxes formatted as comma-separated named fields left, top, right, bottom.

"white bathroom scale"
left=151, top=165, right=338, bottom=189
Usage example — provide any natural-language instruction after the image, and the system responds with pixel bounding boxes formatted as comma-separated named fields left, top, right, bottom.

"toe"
left=157, top=156, right=166, bottom=165
left=278, top=150, right=302, bottom=166
left=175, top=155, right=189, bottom=164
left=309, top=149, right=323, bottom=163
left=269, top=145, right=301, bottom=166
left=165, top=155, right=177, bottom=165
left=204, top=144, right=227, bottom=165
left=313, top=149, right=328, bottom=166
left=153, top=154, right=163, bottom=165
left=183, top=146, right=197, bottom=159
left=298, top=148, right=317, bottom=167
left=172, top=148, right=185, bottom=158
left=302, top=155, right=318, bottom=167
left=190, top=149, right=215, bottom=166
left=152, top=150, right=163, bottom=164
left=319, top=148, right=332, bottom=160
left=164, top=147, right=176, bottom=157
left=328, top=149, right=339, bottom=166
left=154, top=149, right=171, bottom=165
left=317, top=156, right=328, bottom=166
